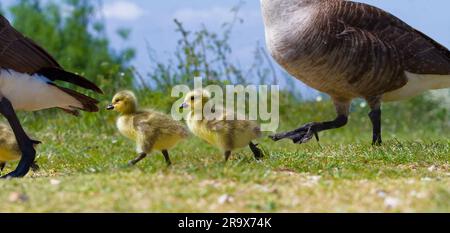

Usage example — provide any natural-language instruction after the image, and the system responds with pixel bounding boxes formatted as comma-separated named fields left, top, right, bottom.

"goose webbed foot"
left=372, top=135, right=382, bottom=146
left=249, top=142, right=264, bottom=161
left=128, top=153, right=147, bottom=166
left=31, top=162, right=40, bottom=172
left=0, top=161, right=38, bottom=175
left=1, top=150, right=35, bottom=178
left=270, top=115, right=348, bottom=145
left=269, top=123, right=320, bottom=144
left=0, top=97, right=36, bottom=179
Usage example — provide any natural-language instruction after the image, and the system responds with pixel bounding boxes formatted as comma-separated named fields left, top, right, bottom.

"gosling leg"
left=129, top=153, right=147, bottom=166
left=162, top=150, right=172, bottom=167
left=0, top=162, right=5, bottom=172
left=224, top=151, right=232, bottom=162
left=249, top=142, right=263, bottom=161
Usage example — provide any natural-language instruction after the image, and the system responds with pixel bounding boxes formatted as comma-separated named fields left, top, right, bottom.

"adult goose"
left=261, top=0, right=450, bottom=145
left=0, top=15, right=102, bottom=178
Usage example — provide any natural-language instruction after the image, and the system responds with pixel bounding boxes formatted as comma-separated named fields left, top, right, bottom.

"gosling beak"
left=180, top=103, right=189, bottom=110
left=106, top=104, right=115, bottom=111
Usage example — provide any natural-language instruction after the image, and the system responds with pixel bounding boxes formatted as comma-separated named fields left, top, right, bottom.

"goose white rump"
left=383, top=72, right=450, bottom=102
left=0, top=69, right=83, bottom=111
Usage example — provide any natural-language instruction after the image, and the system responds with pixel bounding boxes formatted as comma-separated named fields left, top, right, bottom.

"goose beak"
left=180, top=103, right=189, bottom=110
left=106, top=104, right=115, bottom=111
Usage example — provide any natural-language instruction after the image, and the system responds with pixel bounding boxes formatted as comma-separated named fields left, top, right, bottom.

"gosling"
left=0, top=124, right=40, bottom=174
left=107, top=91, right=188, bottom=166
left=180, top=89, right=263, bottom=162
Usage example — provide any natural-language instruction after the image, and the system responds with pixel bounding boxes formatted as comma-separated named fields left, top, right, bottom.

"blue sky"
left=101, top=0, right=450, bottom=96
left=99, top=0, right=450, bottom=67
left=2, top=0, right=450, bottom=95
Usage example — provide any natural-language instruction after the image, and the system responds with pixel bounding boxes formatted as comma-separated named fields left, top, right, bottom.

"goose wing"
left=0, top=15, right=102, bottom=93
left=330, top=1, right=450, bottom=75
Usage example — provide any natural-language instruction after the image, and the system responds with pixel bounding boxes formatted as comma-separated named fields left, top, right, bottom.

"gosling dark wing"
left=0, top=15, right=102, bottom=93
left=331, top=1, right=450, bottom=75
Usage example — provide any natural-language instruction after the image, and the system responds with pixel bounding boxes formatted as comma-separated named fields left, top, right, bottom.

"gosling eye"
left=190, top=96, right=195, bottom=101
left=114, top=99, right=121, bottom=104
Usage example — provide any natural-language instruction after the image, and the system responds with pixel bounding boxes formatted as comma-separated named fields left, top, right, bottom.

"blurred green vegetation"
left=2, top=0, right=135, bottom=97
left=140, top=3, right=277, bottom=91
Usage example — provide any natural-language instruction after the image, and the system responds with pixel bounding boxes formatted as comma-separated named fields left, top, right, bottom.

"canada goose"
left=0, top=16, right=102, bottom=178
left=180, top=90, right=263, bottom=162
left=261, top=0, right=450, bottom=145
left=0, top=124, right=40, bottom=174
left=107, top=91, right=188, bottom=166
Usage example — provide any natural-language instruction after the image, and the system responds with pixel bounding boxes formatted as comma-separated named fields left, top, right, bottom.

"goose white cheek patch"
left=0, top=69, right=83, bottom=111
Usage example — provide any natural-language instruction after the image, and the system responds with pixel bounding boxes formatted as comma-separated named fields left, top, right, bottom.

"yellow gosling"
left=0, top=124, right=40, bottom=173
left=107, top=91, right=189, bottom=166
left=181, top=89, right=263, bottom=162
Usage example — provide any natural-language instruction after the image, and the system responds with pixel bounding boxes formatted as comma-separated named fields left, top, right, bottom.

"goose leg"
left=367, top=97, right=382, bottom=145
left=270, top=99, right=351, bottom=144
left=162, top=150, right=172, bottom=166
left=249, top=142, right=263, bottom=160
left=369, top=109, right=382, bottom=145
left=0, top=97, right=36, bottom=178
left=224, top=151, right=232, bottom=162
left=128, top=153, right=147, bottom=166
left=270, top=116, right=348, bottom=144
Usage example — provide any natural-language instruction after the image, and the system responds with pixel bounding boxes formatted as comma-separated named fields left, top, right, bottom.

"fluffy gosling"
left=180, top=89, right=263, bottom=162
left=107, top=91, right=188, bottom=166
left=0, top=124, right=40, bottom=173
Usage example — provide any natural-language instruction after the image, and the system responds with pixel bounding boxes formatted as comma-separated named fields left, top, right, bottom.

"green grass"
left=0, top=98, right=448, bottom=213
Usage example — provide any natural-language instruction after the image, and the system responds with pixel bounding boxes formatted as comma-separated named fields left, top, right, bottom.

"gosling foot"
left=269, top=123, right=320, bottom=144
left=224, top=151, right=232, bottom=162
left=128, top=153, right=147, bottom=166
